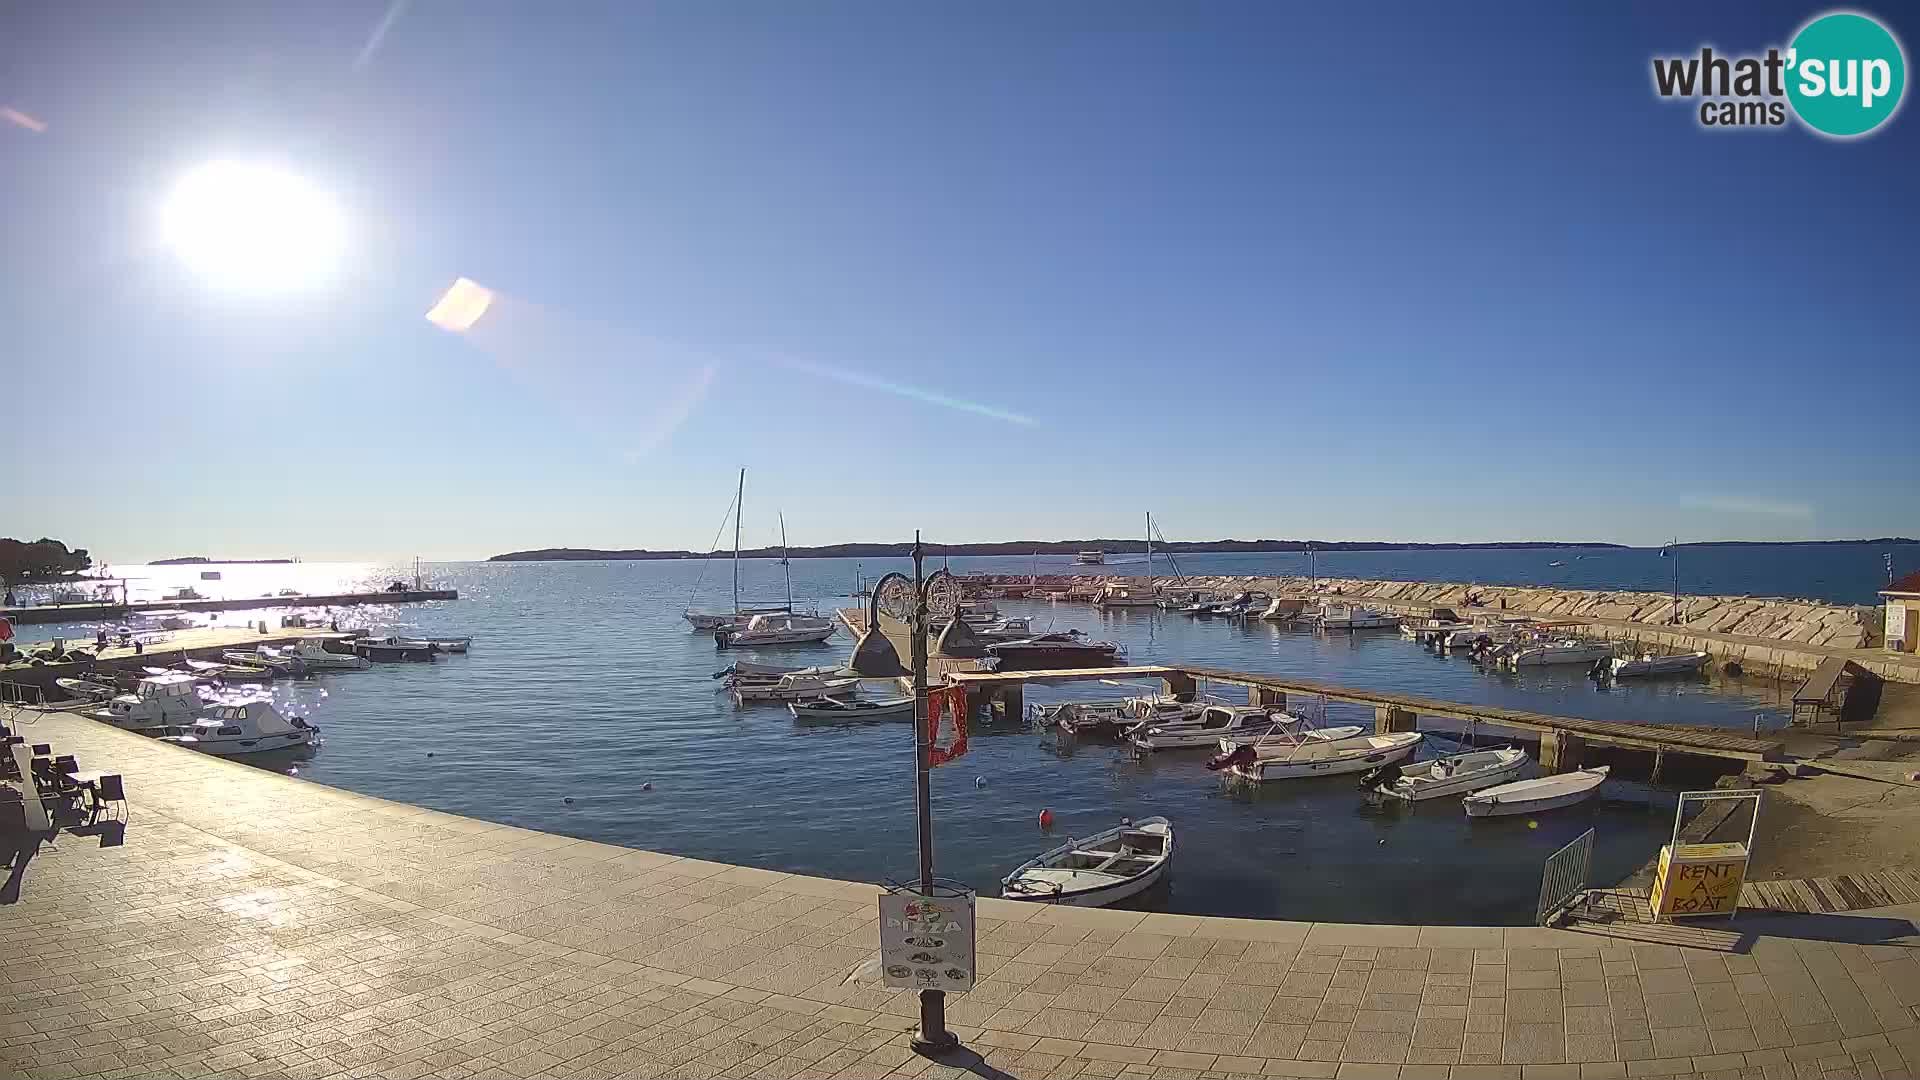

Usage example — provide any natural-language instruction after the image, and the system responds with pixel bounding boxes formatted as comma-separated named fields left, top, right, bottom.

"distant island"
left=490, top=539, right=1632, bottom=562
left=149, top=556, right=297, bottom=565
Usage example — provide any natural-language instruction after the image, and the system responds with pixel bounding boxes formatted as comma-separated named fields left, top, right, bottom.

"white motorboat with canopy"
left=1463, top=766, right=1609, bottom=818
left=1602, top=651, right=1710, bottom=678
left=1368, top=746, right=1528, bottom=802
left=1001, top=817, right=1172, bottom=907
left=93, top=673, right=205, bottom=730
left=159, top=702, right=319, bottom=756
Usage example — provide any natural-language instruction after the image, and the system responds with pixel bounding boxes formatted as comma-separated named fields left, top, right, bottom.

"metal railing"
left=1537, top=827, right=1595, bottom=925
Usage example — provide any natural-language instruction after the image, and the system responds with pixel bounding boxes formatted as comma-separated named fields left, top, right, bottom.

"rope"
left=687, top=486, right=743, bottom=607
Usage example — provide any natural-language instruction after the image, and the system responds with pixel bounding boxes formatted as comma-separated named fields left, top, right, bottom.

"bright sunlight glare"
left=160, top=161, right=346, bottom=290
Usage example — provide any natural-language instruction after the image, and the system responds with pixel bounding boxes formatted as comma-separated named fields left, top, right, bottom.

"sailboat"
left=716, top=512, right=835, bottom=647
left=1093, top=512, right=1161, bottom=607
left=685, top=470, right=790, bottom=631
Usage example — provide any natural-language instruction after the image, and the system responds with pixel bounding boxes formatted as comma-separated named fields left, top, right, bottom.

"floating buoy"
left=641, top=782, right=653, bottom=792
left=426, top=752, right=434, bottom=758
left=1527, top=820, right=1538, bottom=829
left=287, top=768, right=299, bottom=776
left=1377, top=838, right=1386, bottom=844
left=563, top=797, right=574, bottom=805
left=1038, top=808, right=1054, bottom=830
left=975, top=776, right=987, bottom=787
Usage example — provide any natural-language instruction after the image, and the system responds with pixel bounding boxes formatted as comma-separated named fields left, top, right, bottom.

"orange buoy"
left=1038, top=808, right=1054, bottom=830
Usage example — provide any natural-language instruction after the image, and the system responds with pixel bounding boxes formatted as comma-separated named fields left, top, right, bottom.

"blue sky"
left=2, top=2, right=1914, bottom=561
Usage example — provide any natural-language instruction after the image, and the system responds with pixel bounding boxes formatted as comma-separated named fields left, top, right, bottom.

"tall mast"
left=732, top=468, right=744, bottom=614
left=780, top=512, right=793, bottom=611
left=1145, top=511, right=1152, bottom=585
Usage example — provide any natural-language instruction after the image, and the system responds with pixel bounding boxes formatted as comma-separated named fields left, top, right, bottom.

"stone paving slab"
left=6, top=709, right=1920, bottom=1080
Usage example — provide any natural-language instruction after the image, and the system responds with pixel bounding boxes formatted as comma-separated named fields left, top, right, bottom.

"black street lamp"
left=862, top=534, right=961, bottom=1054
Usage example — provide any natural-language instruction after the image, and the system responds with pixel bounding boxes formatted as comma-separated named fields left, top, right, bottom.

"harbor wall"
left=972, top=572, right=1917, bottom=682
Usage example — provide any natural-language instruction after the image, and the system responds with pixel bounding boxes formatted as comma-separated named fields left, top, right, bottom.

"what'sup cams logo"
left=1653, top=10, right=1906, bottom=137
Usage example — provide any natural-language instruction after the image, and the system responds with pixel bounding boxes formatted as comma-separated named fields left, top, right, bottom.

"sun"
left=160, top=161, right=347, bottom=290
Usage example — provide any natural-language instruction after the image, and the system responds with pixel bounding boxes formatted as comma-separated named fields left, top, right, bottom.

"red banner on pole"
left=927, top=685, right=968, bottom=766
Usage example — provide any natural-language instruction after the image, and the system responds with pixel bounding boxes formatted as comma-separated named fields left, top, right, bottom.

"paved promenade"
left=7, top=710, right=1920, bottom=1080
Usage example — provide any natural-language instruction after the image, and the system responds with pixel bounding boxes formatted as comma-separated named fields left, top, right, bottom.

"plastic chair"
left=87, top=774, right=126, bottom=826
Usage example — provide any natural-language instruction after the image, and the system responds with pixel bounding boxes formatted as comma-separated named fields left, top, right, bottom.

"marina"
left=0, top=551, right=1911, bottom=931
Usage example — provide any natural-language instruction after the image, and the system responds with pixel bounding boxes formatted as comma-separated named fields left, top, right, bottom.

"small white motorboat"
left=222, top=649, right=302, bottom=675
left=1370, top=747, right=1529, bottom=802
left=160, top=702, right=320, bottom=756
left=1001, top=817, right=1171, bottom=907
left=181, top=658, right=276, bottom=682
left=985, top=631, right=1124, bottom=670
left=717, top=613, right=837, bottom=647
left=788, top=696, right=914, bottom=722
left=722, top=660, right=847, bottom=680
left=1602, top=651, right=1710, bottom=679
left=1463, top=766, right=1610, bottom=818
left=1128, top=704, right=1282, bottom=751
left=54, top=676, right=118, bottom=702
left=92, top=672, right=206, bottom=731
left=732, top=672, right=861, bottom=702
left=1308, top=603, right=1399, bottom=630
left=685, top=605, right=791, bottom=632
left=1501, top=639, right=1614, bottom=668
left=1217, top=728, right=1422, bottom=782
left=282, top=639, right=371, bottom=671
left=972, top=617, right=1035, bottom=643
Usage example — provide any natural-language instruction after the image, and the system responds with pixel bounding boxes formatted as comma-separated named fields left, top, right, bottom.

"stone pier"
left=8, top=710, right=1920, bottom=1080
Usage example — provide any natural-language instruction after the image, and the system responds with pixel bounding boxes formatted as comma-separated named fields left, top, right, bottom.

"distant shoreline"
left=148, top=557, right=297, bottom=565
left=487, top=538, right=1917, bottom=563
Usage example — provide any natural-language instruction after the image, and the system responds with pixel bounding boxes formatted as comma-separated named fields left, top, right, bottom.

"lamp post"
left=867, top=534, right=961, bottom=1054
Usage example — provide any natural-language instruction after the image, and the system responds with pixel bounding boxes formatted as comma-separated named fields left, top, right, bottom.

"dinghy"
left=54, top=676, right=118, bottom=702
left=731, top=673, right=861, bottom=702
left=721, top=660, right=847, bottom=680
left=1369, top=746, right=1529, bottom=802
left=1601, top=651, right=1710, bottom=679
left=788, top=696, right=914, bottom=722
left=1463, top=765, right=1609, bottom=818
left=1001, top=817, right=1172, bottom=908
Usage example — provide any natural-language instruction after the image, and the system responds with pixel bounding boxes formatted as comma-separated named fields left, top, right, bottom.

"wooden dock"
left=946, top=662, right=1783, bottom=765
left=836, top=606, right=1782, bottom=766
left=1, top=588, right=458, bottom=626
left=1, top=624, right=354, bottom=699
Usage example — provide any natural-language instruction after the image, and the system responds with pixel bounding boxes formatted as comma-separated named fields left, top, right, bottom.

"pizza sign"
left=878, top=889, right=975, bottom=992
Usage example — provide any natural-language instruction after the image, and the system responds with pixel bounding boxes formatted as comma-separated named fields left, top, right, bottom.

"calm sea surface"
left=14, top=543, right=1913, bottom=924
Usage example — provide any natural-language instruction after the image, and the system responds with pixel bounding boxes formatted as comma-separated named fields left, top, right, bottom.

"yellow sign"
left=1650, top=842, right=1748, bottom=919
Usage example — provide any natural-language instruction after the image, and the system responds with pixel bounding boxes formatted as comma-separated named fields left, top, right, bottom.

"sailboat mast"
left=780, top=512, right=793, bottom=611
left=1145, top=512, right=1152, bottom=585
left=732, top=468, right=744, bottom=614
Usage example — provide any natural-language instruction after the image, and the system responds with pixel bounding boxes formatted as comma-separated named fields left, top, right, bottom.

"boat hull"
left=987, top=647, right=1120, bottom=670
left=1228, top=736, right=1421, bottom=782
left=1464, top=767, right=1610, bottom=817
left=161, top=729, right=316, bottom=756
left=1377, top=749, right=1529, bottom=802
left=719, top=626, right=836, bottom=647
left=1002, top=861, right=1167, bottom=907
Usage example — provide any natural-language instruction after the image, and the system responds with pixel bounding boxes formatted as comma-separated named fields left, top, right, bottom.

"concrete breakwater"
left=1170, top=575, right=1878, bottom=650
left=971, top=571, right=1920, bottom=682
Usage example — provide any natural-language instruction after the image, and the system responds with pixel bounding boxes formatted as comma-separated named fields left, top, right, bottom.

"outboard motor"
left=1207, top=744, right=1257, bottom=772
left=1588, top=658, right=1610, bottom=680
left=1359, top=762, right=1403, bottom=790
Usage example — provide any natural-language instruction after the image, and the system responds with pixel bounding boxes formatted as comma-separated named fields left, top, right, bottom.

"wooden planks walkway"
left=946, top=661, right=1785, bottom=763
